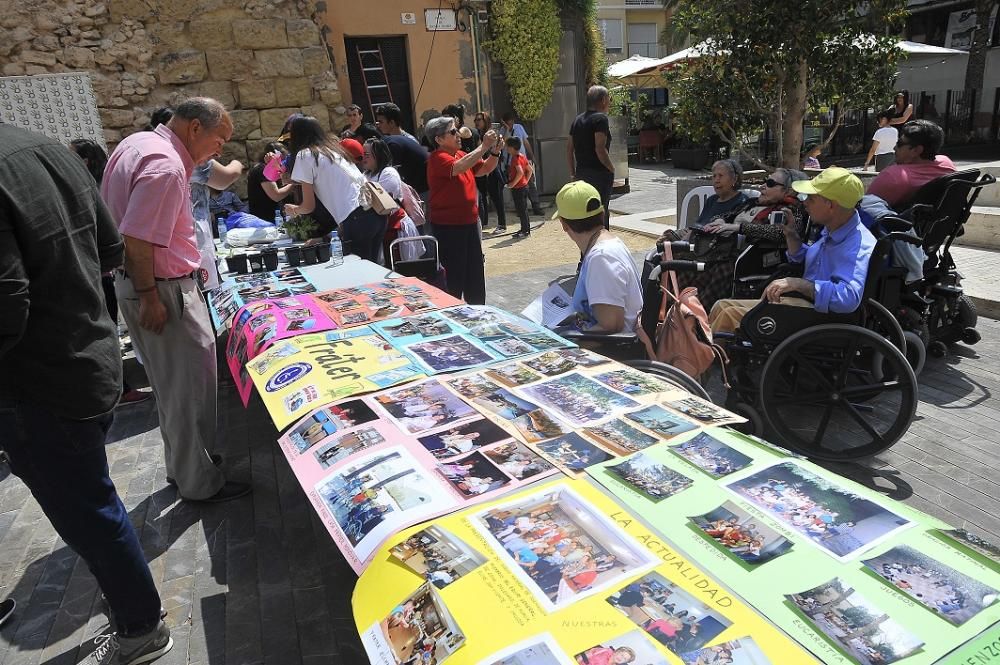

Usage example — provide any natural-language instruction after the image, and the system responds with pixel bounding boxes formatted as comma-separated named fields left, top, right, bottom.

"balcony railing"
left=624, top=0, right=659, bottom=5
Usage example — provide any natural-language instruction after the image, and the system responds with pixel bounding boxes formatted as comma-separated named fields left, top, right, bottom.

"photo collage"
left=313, top=277, right=462, bottom=328
left=207, top=268, right=317, bottom=330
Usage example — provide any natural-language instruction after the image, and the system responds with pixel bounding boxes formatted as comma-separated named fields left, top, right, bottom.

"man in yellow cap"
left=709, top=167, right=875, bottom=334
left=555, top=181, right=642, bottom=333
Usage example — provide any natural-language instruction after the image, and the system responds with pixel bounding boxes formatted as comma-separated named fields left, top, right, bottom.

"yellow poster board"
left=354, top=478, right=816, bottom=664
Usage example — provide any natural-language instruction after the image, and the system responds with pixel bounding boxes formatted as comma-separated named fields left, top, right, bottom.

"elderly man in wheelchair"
left=708, top=167, right=920, bottom=461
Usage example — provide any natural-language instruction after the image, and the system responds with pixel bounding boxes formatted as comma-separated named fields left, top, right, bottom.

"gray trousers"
left=116, top=274, right=225, bottom=500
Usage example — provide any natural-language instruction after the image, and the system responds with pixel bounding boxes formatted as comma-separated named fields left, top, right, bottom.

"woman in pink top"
left=576, top=645, right=636, bottom=664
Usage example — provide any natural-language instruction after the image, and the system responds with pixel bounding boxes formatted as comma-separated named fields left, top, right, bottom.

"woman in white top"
left=863, top=112, right=898, bottom=172
left=283, top=116, right=386, bottom=262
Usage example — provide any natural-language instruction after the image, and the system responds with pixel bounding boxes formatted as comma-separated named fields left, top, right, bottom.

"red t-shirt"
left=427, top=149, right=478, bottom=226
left=510, top=153, right=530, bottom=189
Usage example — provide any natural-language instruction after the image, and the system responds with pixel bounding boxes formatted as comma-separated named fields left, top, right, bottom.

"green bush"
left=486, top=0, right=562, bottom=120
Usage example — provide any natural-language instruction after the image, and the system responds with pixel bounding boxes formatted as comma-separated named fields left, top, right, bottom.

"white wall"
left=897, top=48, right=1000, bottom=113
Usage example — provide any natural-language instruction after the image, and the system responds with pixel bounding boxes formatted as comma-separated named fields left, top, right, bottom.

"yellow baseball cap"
left=792, top=167, right=865, bottom=209
left=553, top=181, right=605, bottom=221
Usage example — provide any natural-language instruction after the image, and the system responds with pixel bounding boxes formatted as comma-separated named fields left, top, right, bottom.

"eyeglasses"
left=764, top=178, right=788, bottom=188
left=447, top=128, right=459, bottom=135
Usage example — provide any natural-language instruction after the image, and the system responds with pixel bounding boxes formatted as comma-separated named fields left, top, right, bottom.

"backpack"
left=637, top=243, right=727, bottom=381
left=400, top=182, right=426, bottom=228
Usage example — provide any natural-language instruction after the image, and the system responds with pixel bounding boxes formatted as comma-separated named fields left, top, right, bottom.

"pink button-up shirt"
left=101, top=125, right=200, bottom=278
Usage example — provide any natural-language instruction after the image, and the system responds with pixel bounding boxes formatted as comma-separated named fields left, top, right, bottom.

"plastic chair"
left=678, top=186, right=715, bottom=229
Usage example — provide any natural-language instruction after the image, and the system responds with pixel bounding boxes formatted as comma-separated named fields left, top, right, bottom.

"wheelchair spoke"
left=788, top=351, right=836, bottom=392
left=840, top=380, right=904, bottom=398
left=811, top=402, right=836, bottom=448
left=835, top=336, right=862, bottom=389
left=783, top=391, right=833, bottom=405
left=840, top=398, right=885, bottom=444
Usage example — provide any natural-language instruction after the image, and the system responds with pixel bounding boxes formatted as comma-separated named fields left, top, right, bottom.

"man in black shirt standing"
left=0, top=125, right=171, bottom=662
left=375, top=102, right=430, bottom=198
left=568, top=85, right=615, bottom=229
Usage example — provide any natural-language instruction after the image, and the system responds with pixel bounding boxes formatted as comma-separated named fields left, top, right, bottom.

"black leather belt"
left=118, top=269, right=196, bottom=282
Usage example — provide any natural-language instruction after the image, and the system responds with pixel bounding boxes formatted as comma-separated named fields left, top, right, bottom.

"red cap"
left=340, top=138, right=364, bottom=162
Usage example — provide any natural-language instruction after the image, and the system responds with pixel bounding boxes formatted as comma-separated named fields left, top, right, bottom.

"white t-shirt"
left=291, top=149, right=362, bottom=224
left=872, top=126, right=898, bottom=155
left=574, top=237, right=643, bottom=333
left=367, top=166, right=403, bottom=201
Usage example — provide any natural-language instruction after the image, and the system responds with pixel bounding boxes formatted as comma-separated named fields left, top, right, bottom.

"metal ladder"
left=355, top=45, right=394, bottom=112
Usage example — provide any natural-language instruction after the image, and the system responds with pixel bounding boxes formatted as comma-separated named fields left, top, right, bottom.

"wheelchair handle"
left=661, top=260, right=705, bottom=272
left=882, top=231, right=923, bottom=247
left=656, top=240, right=695, bottom=253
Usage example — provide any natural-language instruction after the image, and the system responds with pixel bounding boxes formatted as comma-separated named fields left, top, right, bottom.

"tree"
left=486, top=0, right=562, bottom=120
left=665, top=0, right=908, bottom=167
left=963, top=0, right=999, bottom=92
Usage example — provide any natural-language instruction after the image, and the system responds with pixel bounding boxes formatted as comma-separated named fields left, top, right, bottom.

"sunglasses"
left=447, top=128, right=459, bottom=135
left=764, top=178, right=788, bottom=188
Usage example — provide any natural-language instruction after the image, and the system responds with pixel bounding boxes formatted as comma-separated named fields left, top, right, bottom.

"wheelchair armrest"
left=559, top=328, right=639, bottom=345
left=880, top=216, right=913, bottom=233
left=882, top=231, right=923, bottom=247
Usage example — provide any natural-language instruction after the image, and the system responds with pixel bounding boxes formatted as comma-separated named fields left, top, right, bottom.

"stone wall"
left=0, top=0, right=347, bottom=195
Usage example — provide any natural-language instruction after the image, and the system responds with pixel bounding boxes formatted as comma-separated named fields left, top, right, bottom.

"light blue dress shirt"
left=787, top=211, right=876, bottom=314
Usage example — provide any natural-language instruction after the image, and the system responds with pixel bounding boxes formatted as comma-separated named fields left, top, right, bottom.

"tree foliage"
left=486, top=0, right=562, bottom=120
left=665, top=0, right=908, bottom=167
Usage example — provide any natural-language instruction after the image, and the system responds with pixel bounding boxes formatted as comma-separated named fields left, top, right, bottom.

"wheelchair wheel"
left=728, top=402, right=764, bottom=437
left=759, top=324, right=917, bottom=461
left=901, top=330, right=926, bottom=376
left=864, top=299, right=906, bottom=355
left=625, top=360, right=711, bottom=401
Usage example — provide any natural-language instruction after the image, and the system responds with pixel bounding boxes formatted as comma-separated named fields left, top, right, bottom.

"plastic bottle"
left=216, top=216, right=227, bottom=245
left=274, top=209, right=284, bottom=229
left=329, top=231, right=343, bottom=267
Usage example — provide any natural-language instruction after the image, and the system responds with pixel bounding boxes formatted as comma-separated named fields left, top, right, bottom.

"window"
left=627, top=23, right=660, bottom=58
left=599, top=19, right=623, bottom=53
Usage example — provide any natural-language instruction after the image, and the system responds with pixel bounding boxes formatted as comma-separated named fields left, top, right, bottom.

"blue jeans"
left=0, top=400, right=162, bottom=636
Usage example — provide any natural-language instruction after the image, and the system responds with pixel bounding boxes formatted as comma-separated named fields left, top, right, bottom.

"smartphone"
left=769, top=210, right=785, bottom=225
left=491, top=122, right=501, bottom=134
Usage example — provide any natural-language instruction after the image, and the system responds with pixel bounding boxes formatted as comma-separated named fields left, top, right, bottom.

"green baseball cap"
left=553, top=181, right=605, bottom=221
left=792, top=167, right=865, bottom=209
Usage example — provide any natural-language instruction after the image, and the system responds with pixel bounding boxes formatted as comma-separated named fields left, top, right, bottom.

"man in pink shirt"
left=867, top=120, right=956, bottom=209
left=102, top=97, right=250, bottom=503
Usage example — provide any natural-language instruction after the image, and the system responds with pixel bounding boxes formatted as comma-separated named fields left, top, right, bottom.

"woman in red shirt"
left=424, top=116, right=500, bottom=304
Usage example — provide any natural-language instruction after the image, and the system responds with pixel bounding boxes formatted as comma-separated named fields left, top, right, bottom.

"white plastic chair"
left=678, top=185, right=715, bottom=229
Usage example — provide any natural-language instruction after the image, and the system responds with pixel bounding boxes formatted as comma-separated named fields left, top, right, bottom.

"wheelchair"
left=878, top=170, right=996, bottom=361
left=718, top=231, right=923, bottom=461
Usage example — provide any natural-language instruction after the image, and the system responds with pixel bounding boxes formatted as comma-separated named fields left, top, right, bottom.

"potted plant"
left=283, top=214, right=318, bottom=242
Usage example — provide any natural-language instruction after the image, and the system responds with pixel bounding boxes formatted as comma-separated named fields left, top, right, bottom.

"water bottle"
left=329, top=231, right=343, bottom=267
left=274, top=209, right=284, bottom=229
left=216, top=216, right=227, bottom=245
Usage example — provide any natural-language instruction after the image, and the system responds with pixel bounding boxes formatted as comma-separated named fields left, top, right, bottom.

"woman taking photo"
left=425, top=116, right=500, bottom=304
left=283, top=116, right=386, bottom=262
left=472, top=112, right=507, bottom=231
left=247, top=142, right=294, bottom=221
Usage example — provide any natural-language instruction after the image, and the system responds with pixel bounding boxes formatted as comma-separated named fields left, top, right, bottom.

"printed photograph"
left=471, top=485, right=656, bottom=611
left=727, top=462, right=913, bottom=560
left=510, top=409, right=572, bottom=444
left=282, top=308, right=313, bottom=320
left=376, top=380, right=477, bottom=435
left=787, top=578, right=924, bottom=665
left=573, top=629, right=668, bottom=665
left=555, top=348, right=609, bottom=368
left=518, top=333, right=565, bottom=351
left=606, top=454, right=693, bottom=502
left=679, top=637, right=771, bottom=665
left=489, top=337, right=536, bottom=357
left=417, top=418, right=512, bottom=459
left=485, top=362, right=544, bottom=388
left=442, top=305, right=495, bottom=324
left=341, top=311, right=370, bottom=325
left=862, top=545, right=999, bottom=625
left=445, top=374, right=504, bottom=400
left=383, top=315, right=453, bottom=339
left=287, top=400, right=378, bottom=453
left=272, top=297, right=302, bottom=308
left=284, top=384, right=321, bottom=417
left=607, top=572, right=732, bottom=653
left=666, top=396, right=742, bottom=426
left=247, top=341, right=298, bottom=376
left=313, top=426, right=386, bottom=469
left=521, top=351, right=577, bottom=377
left=286, top=318, right=318, bottom=331
left=536, top=433, right=614, bottom=472
left=477, top=633, right=574, bottom=665
left=583, top=419, right=659, bottom=455
left=375, top=582, right=466, bottom=665
left=690, top=501, right=794, bottom=567
left=389, top=526, right=488, bottom=589
left=482, top=441, right=555, bottom=481
left=593, top=369, right=669, bottom=396
left=467, top=322, right=509, bottom=340
left=407, top=335, right=496, bottom=373
left=438, top=451, right=512, bottom=497
left=625, top=405, right=699, bottom=440
left=938, top=528, right=1000, bottom=568
left=671, top=432, right=753, bottom=478
left=471, top=389, right=540, bottom=421
left=519, top=373, right=640, bottom=427
left=315, top=448, right=452, bottom=551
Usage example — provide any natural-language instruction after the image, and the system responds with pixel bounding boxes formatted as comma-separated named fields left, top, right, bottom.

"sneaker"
left=512, top=231, right=530, bottom=239
left=532, top=208, right=544, bottom=216
left=185, top=481, right=252, bottom=503
left=118, top=620, right=173, bottom=664
left=86, top=630, right=118, bottom=664
left=0, top=598, right=14, bottom=626
left=490, top=226, right=507, bottom=235
left=118, top=389, right=152, bottom=406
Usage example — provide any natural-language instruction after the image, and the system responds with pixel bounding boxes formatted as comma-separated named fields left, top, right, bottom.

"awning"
left=897, top=40, right=967, bottom=55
